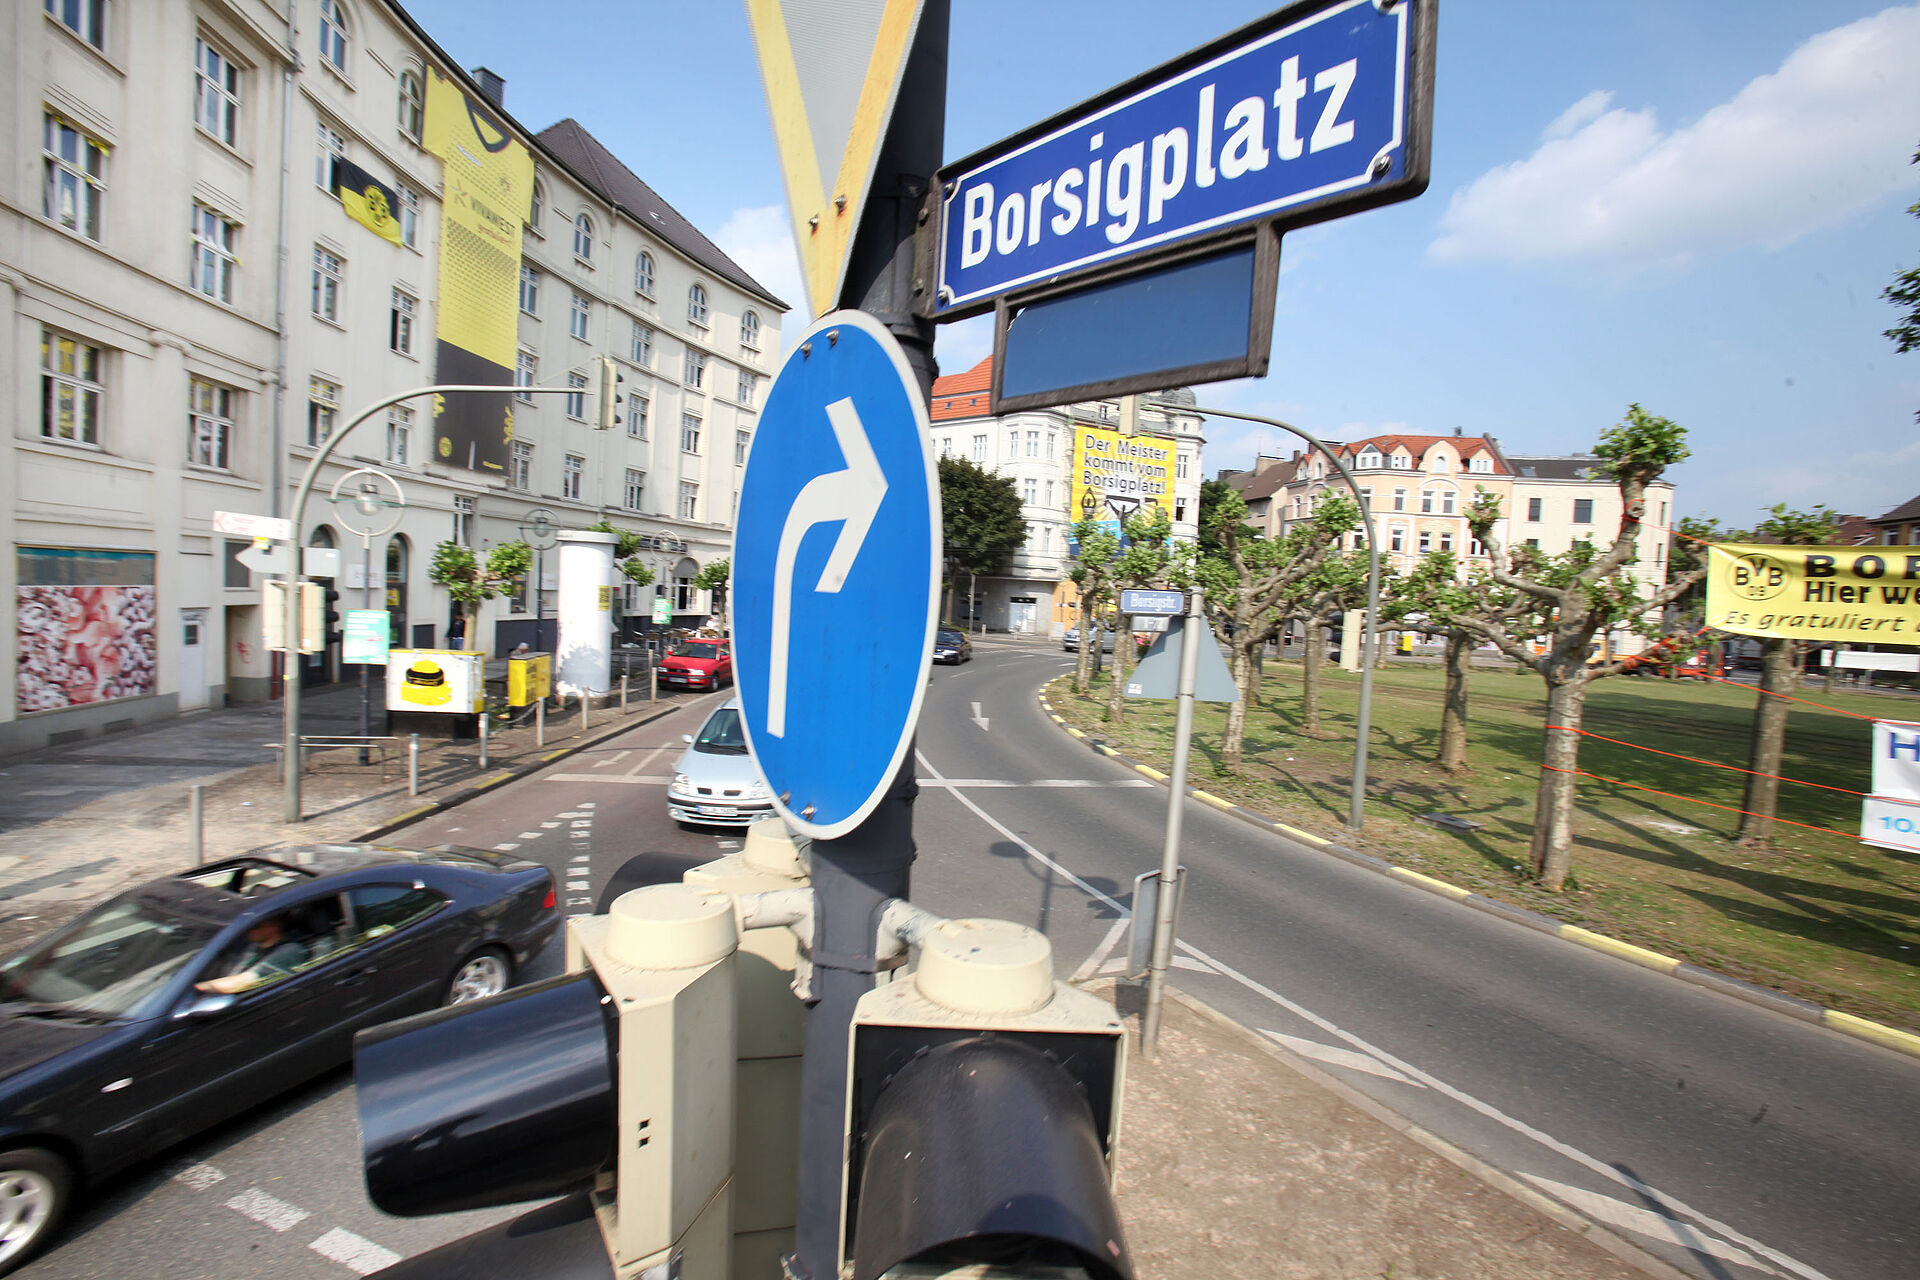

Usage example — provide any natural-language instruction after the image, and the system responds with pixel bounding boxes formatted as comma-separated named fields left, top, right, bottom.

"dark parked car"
left=0, top=843, right=558, bottom=1273
left=932, top=629, right=973, bottom=664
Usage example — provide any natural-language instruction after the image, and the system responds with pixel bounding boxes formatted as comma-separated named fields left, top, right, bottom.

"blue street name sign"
left=732, top=311, right=939, bottom=840
left=1120, top=589, right=1186, bottom=616
left=935, top=0, right=1430, bottom=317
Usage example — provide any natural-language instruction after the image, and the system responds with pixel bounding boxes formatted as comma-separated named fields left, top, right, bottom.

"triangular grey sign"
left=1125, top=616, right=1240, bottom=702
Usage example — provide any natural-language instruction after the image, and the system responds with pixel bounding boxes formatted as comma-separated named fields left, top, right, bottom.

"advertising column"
left=556, top=530, right=616, bottom=698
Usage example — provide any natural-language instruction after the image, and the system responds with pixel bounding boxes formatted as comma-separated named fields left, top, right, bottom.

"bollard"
left=190, top=784, right=205, bottom=865
left=621, top=673, right=628, bottom=712
left=408, top=733, right=420, bottom=797
left=478, top=711, right=489, bottom=770
left=581, top=692, right=590, bottom=731
left=536, top=697, right=545, bottom=749
left=649, top=665, right=657, bottom=702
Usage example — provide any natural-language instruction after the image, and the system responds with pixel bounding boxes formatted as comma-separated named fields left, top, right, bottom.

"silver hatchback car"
left=667, top=700, right=775, bottom=827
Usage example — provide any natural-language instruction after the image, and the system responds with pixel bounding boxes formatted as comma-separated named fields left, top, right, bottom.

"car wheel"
left=442, top=949, right=512, bottom=1007
left=0, top=1148, right=69, bottom=1275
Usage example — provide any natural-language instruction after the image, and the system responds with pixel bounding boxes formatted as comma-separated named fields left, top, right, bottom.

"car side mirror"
left=177, top=992, right=237, bottom=1020
left=682, top=734, right=694, bottom=744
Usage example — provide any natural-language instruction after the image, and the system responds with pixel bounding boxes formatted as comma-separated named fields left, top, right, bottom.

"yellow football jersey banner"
left=424, top=70, right=534, bottom=472
left=1707, top=543, right=1920, bottom=642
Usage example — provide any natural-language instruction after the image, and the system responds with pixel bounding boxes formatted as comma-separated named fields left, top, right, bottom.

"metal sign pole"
left=1141, top=588, right=1202, bottom=1056
left=360, top=535, right=373, bottom=764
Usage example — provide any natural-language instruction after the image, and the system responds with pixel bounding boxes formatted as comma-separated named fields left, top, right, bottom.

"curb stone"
left=1037, top=685, right=1920, bottom=1063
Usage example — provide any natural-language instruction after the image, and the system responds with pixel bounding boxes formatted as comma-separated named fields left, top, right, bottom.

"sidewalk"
left=0, top=678, right=691, bottom=954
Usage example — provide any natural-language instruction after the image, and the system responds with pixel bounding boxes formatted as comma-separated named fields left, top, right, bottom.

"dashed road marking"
left=172, top=1162, right=225, bottom=1191
left=309, top=1227, right=403, bottom=1276
left=226, top=1187, right=310, bottom=1232
left=517, top=831, right=542, bottom=840
left=493, top=842, right=520, bottom=852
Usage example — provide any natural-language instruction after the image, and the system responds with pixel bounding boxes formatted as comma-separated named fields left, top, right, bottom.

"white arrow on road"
left=970, top=701, right=989, bottom=731
left=768, top=396, right=886, bottom=737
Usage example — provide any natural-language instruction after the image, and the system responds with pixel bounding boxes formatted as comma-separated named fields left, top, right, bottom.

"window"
left=316, top=122, right=346, bottom=190
left=569, top=291, right=590, bottom=341
left=1655, top=541, right=1665, bottom=566
left=735, top=430, right=750, bottom=466
left=511, top=440, right=533, bottom=491
left=1389, top=526, right=1405, bottom=553
left=631, top=322, right=653, bottom=367
left=348, top=884, right=446, bottom=937
left=1357, top=450, right=1381, bottom=470
left=562, top=454, right=583, bottom=500
left=47, top=0, right=107, bottom=49
left=634, top=251, right=655, bottom=296
left=565, top=371, right=588, bottom=420
left=191, top=205, right=237, bottom=303
left=317, top=0, right=349, bottom=72
left=1417, top=529, right=1432, bottom=554
left=628, top=393, right=649, bottom=439
left=1420, top=488, right=1435, bottom=515
left=1025, top=430, right=1040, bottom=458
left=687, top=283, right=709, bottom=327
left=1176, top=451, right=1189, bottom=479
left=519, top=263, right=539, bottom=314
left=194, top=38, right=241, bottom=145
left=1430, top=454, right=1451, bottom=473
left=1046, top=431, right=1056, bottom=461
left=1392, top=487, right=1407, bottom=512
left=307, top=376, right=339, bottom=447
left=972, top=434, right=987, bottom=463
left=40, top=330, right=102, bottom=445
left=681, top=414, right=701, bottom=453
left=452, top=494, right=474, bottom=545
left=1469, top=455, right=1491, bottom=474
left=679, top=482, right=699, bottom=520
left=43, top=114, right=106, bottom=241
left=740, top=309, right=760, bottom=349
left=1527, top=496, right=1542, bottom=522
left=1022, top=477, right=1037, bottom=503
left=624, top=469, right=645, bottom=512
left=1439, top=531, right=1454, bottom=553
left=737, top=369, right=755, bottom=406
left=389, top=288, right=417, bottom=356
left=514, top=350, right=536, bottom=402
left=1573, top=498, right=1594, bottom=524
left=385, top=405, right=412, bottom=465
left=1007, top=429, right=1017, bottom=458
left=1659, top=501, right=1668, bottom=525
left=397, top=66, right=425, bottom=142
left=940, top=437, right=952, bottom=457
left=1045, top=480, right=1054, bottom=506
left=573, top=212, right=593, bottom=262
left=312, top=246, right=343, bottom=321
left=1469, top=535, right=1486, bottom=557
left=188, top=379, right=235, bottom=469
left=684, top=349, right=706, bottom=389
left=1525, top=537, right=1540, bottom=548
left=528, top=180, right=544, bottom=231
left=1389, top=453, right=1410, bottom=469
left=397, top=185, right=419, bottom=249
left=1441, top=489, right=1456, bottom=515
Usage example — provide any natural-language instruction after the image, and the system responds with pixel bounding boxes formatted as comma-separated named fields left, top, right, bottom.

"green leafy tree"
left=694, top=558, right=730, bottom=630
left=1282, top=549, right=1370, bottom=736
left=1196, top=477, right=1240, bottom=560
left=1457, top=405, right=1704, bottom=890
left=1067, top=520, right=1122, bottom=694
left=1737, top=504, right=1842, bottom=845
left=430, top=540, right=532, bottom=650
left=938, top=455, right=1025, bottom=623
left=588, top=518, right=658, bottom=591
left=1886, top=143, right=1920, bottom=419
left=1105, top=507, right=1177, bottom=723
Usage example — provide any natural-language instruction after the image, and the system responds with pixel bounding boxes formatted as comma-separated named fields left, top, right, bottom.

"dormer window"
left=1357, top=449, right=1382, bottom=470
left=1469, top=455, right=1492, bottom=474
left=1389, top=453, right=1410, bottom=469
left=1430, top=454, right=1451, bottom=473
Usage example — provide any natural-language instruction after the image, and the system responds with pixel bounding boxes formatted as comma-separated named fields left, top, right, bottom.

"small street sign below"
left=1121, top=588, right=1186, bottom=616
left=212, top=509, right=293, bottom=542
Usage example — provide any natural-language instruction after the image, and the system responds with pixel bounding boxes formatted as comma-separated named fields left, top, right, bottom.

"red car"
left=658, top=638, right=732, bottom=689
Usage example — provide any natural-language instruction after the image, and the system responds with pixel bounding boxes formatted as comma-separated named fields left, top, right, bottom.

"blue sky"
left=403, top=0, right=1920, bottom=527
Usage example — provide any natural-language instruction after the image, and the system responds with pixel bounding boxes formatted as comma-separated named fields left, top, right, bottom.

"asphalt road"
left=19, top=643, right=1920, bottom=1279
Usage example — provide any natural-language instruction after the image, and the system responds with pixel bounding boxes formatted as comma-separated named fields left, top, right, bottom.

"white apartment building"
left=3, top=0, right=782, bottom=755
left=929, top=357, right=1204, bottom=636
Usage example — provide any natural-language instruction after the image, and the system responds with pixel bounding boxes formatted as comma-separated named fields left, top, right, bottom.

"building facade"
left=929, top=357, right=1204, bottom=636
left=3, top=0, right=781, bottom=754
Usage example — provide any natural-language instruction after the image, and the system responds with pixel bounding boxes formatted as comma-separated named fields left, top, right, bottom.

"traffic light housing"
left=323, top=587, right=343, bottom=645
left=596, top=355, right=624, bottom=432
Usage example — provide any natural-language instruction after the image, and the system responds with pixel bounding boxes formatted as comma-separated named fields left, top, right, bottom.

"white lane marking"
left=540, top=821, right=561, bottom=829
left=517, top=831, right=542, bottom=840
left=493, top=842, right=520, bottom=852
left=567, top=881, right=590, bottom=891
left=557, top=810, right=592, bottom=819
left=172, top=1163, right=225, bottom=1191
left=226, top=1187, right=311, bottom=1232
left=923, top=728, right=1834, bottom=1280
left=1071, top=916, right=1131, bottom=983
left=543, top=773, right=671, bottom=785
left=593, top=751, right=629, bottom=770
left=971, top=701, right=989, bottom=731
left=309, top=1226, right=403, bottom=1276
left=1522, top=1176, right=1781, bottom=1275
left=919, top=778, right=1152, bottom=788
left=1260, top=1029, right=1423, bottom=1085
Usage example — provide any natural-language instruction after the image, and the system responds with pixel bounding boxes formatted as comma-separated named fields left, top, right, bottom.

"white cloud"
left=714, top=205, right=806, bottom=348
left=1430, top=5, right=1920, bottom=270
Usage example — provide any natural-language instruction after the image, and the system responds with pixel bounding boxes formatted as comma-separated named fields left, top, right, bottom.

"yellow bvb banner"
left=1071, top=425, right=1175, bottom=543
left=1707, top=543, right=1920, bottom=642
left=424, top=70, right=534, bottom=473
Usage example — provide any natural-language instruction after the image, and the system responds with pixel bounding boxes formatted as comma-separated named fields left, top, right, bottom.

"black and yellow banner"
left=424, top=70, right=534, bottom=473
left=1708, top=543, right=1920, bottom=641
left=331, top=157, right=403, bottom=246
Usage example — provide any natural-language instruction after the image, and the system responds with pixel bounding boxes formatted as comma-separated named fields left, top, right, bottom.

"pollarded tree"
left=588, top=519, right=659, bottom=595
left=430, top=540, right=532, bottom=651
left=1067, top=520, right=1122, bottom=694
left=1105, top=507, right=1177, bottom=723
left=1285, top=549, right=1369, bottom=737
left=694, top=558, right=730, bottom=631
left=1457, top=405, right=1705, bottom=890
left=1388, top=547, right=1527, bottom=773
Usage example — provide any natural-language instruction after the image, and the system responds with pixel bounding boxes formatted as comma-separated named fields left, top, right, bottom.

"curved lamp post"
left=329, top=468, right=406, bottom=765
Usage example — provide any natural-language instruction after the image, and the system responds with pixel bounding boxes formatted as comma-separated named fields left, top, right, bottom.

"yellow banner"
left=1707, top=543, right=1920, bottom=641
left=1071, top=425, right=1175, bottom=541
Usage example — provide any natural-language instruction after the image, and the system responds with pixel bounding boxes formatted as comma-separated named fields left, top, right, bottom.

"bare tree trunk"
left=1245, top=621, right=1267, bottom=701
left=1302, top=616, right=1324, bottom=735
left=1222, top=634, right=1255, bottom=770
left=1438, top=628, right=1470, bottom=772
left=1737, top=637, right=1795, bottom=844
left=1073, top=597, right=1094, bottom=694
left=1528, top=670, right=1587, bottom=890
left=1105, top=612, right=1134, bottom=721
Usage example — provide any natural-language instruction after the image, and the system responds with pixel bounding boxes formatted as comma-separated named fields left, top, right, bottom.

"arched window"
left=397, top=66, right=424, bottom=142
left=318, top=0, right=350, bottom=73
left=635, top=251, right=655, bottom=296
left=687, top=282, right=709, bottom=327
left=740, top=309, right=760, bottom=349
left=573, top=212, right=593, bottom=261
left=528, top=180, right=544, bottom=231
left=386, top=534, right=410, bottom=641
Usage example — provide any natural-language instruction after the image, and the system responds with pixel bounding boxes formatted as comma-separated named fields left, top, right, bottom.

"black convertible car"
left=0, top=843, right=558, bottom=1273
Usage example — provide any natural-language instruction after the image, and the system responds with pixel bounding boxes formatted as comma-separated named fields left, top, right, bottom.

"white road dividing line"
left=1260, top=1029, right=1423, bottom=1086
left=225, top=1187, right=310, bottom=1232
left=1522, top=1176, right=1782, bottom=1276
left=542, top=773, right=671, bottom=785
left=309, top=1227, right=403, bottom=1276
left=919, top=778, right=1152, bottom=788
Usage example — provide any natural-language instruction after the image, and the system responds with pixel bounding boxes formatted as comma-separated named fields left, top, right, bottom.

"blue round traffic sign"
left=732, top=311, right=939, bottom=839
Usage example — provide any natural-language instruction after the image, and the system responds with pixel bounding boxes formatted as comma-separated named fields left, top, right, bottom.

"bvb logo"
left=438, top=436, right=453, bottom=459
left=1727, top=551, right=1789, bottom=602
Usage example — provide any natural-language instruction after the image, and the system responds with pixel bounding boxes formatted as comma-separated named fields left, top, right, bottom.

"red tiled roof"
left=1336, top=433, right=1509, bottom=475
left=931, top=356, right=994, bottom=422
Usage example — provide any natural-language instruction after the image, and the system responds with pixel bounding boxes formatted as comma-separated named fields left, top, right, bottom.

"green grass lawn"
left=1049, top=661, right=1920, bottom=1031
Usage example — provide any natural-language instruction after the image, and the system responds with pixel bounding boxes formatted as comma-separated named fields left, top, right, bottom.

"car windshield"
left=936, top=631, right=964, bottom=645
left=0, top=898, right=219, bottom=1020
left=694, top=707, right=748, bottom=754
left=671, top=643, right=723, bottom=660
